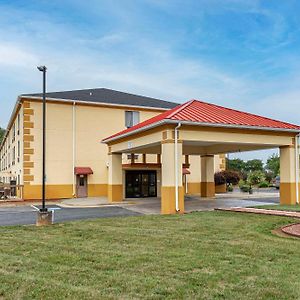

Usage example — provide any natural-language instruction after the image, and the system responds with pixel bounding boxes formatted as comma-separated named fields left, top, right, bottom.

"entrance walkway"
left=60, top=193, right=278, bottom=215
left=119, top=196, right=276, bottom=215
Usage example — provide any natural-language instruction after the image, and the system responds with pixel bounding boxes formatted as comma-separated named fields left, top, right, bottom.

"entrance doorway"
left=76, top=175, right=88, bottom=198
left=125, top=171, right=157, bottom=198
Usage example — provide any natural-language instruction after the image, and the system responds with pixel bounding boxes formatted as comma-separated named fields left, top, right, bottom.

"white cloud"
left=0, top=43, right=38, bottom=67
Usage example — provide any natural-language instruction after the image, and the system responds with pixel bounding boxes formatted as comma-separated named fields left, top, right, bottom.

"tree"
left=0, top=127, right=5, bottom=144
left=244, top=159, right=264, bottom=173
left=226, top=158, right=245, bottom=172
left=265, top=153, right=280, bottom=176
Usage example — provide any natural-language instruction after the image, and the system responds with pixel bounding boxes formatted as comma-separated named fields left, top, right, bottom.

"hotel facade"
left=0, top=88, right=225, bottom=200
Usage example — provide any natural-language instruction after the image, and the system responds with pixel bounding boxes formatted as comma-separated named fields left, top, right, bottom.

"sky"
left=0, top=0, right=300, bottom=162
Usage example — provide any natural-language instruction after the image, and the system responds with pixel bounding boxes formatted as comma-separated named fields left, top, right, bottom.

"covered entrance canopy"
left=102, top=100, right=300, bottom=214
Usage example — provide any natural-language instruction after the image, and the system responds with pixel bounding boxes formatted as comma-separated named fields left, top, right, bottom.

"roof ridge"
left=166, top=99, right=195, bottom=119
left=22, top=87, right=178, bottom=105
left=193, top=99, right=300, bottom=128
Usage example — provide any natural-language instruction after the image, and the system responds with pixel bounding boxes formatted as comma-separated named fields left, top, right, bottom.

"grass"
left=252, top=204, right=300, bottom=211
left=0, top=212, right=300, bottom=299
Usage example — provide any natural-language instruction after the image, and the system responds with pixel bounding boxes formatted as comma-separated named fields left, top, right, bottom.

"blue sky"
left=1, top=0, right=300, bottom=161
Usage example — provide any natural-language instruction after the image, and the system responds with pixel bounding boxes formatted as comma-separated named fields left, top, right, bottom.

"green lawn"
left=252, top=204, right=300, bottom=211
left=0, top=212, right=300, bottom=299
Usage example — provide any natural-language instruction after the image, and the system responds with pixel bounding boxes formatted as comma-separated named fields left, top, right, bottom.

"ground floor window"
left=125, top=170, right=157, bottom=198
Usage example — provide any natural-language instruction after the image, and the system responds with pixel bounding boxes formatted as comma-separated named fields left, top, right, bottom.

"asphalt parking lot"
left=0, top=205, right=141, bottom=226
left=0, top=190, right=279, bottom=226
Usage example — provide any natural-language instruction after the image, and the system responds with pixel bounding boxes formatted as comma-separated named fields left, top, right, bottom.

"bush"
left=215, top=170, right=241, bottom=186
left=248, top=171, right=266, bottom=186
left=214, top=172, right=226, bottom=186
left=240, top=184, right=251, bottom=193
left=239, top=180, right=251, bottom=193
left=227, top=184, right=233, bottom=192
left=258, top=181, right=269, bottom=188
left=223, top=170, right=241, bottom=185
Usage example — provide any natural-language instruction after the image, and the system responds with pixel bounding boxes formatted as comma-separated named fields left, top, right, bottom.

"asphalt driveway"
left=0, top=205, right=141, bottom=226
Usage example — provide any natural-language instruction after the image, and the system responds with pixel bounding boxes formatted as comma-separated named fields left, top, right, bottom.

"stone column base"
left=36, top=210, right=53, bottom=226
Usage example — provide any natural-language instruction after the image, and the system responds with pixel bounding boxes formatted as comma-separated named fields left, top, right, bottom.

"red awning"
left=183, top=168, right=190, bottom=175
left=74, top=167, right=93, bottom=175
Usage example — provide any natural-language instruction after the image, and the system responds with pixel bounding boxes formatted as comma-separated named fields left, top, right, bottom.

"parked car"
left=275, top=176, right=280, bottom=189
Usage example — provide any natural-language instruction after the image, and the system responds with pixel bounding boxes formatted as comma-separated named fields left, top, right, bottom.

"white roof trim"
left=21, top=96, right=171, bottom=112
left=102, top=119, right=300, bottom=143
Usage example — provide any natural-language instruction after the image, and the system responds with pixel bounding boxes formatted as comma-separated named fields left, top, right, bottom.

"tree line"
left=215, top=154, right=280, bottom=192
left=0, top=127, right=5, bottom=144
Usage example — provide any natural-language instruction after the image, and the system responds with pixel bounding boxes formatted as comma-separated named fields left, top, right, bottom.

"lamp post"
left=37, top=65, right=47, bottom=212
left=36, top=66, right=52, bottom=225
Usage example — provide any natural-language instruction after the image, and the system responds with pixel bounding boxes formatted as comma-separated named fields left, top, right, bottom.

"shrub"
left=247, top=171, right=266, bottom=186
left=239, top=180, right=251, bottom=192
left=214, top=172, right=226, bottom=186
left=240, top=183, right=251, bottom=192
left=215, top=170, right=241, bottom=187
left=224, top=170, right=241, bottom=185
left=227, top=184, right=233, bottom=192
left=258, top=181, right=269, bottom=188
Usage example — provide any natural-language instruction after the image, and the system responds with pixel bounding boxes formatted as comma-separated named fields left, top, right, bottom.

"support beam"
left=280, top=146, right=298, bottom=205
left=108, top=153, right=123, bottom=202
left=161, top=142, right=184, bottom=214
left=200, top=155, right=215, bottom=197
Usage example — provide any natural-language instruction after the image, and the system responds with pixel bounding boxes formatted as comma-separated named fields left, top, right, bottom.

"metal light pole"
left=37, top=66, right=47, bottom=212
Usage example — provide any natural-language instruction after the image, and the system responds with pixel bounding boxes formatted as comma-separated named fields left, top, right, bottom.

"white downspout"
left=295, top=134, right=300, bottom=204
left=72, top=102, right=76, bottom=197
left=175, top=123, right=182, bottom=212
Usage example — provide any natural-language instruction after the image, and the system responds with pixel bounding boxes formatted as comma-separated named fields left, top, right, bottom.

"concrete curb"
left=215, top=207, right=300, bottom=218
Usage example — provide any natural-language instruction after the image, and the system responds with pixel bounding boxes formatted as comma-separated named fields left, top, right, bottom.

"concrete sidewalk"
left=60, top=197, right=112, bottom=208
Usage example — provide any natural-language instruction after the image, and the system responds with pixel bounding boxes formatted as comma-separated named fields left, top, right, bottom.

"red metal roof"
left=102, top=100, right=300, bottom=142
left=74, top=167, right=93, bottom=175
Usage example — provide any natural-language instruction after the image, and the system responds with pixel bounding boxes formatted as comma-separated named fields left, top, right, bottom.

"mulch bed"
left=281, top=223, right=300, bottom=238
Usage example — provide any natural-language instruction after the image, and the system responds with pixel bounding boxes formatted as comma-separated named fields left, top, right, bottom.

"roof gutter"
left=174, top=122, right=182, bottom=212
left=295, top=133, right=300, bottom=204
left=102, top=119, right=300, bottom=144
left=20, top=96, right=172, bottom=112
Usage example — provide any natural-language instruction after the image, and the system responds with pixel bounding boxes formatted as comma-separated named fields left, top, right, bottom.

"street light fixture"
left=37, top=65, right=47, bottom=212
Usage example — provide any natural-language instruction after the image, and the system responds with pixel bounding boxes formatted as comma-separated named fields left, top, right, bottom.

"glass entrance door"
left=125, top=171, right=157, bottom=198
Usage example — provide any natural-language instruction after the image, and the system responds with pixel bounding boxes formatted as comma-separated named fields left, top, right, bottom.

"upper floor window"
left=17, top=113, right=20, bottom=135
left=125, top=111, right=140, bottom=128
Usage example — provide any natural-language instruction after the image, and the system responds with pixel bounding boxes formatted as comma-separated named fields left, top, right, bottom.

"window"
left=12, top=146, right=15, bottom=165
left=125, top=111, right=140, bottom=128
left=79, top=176, right=85, bottom=186
left=17, top=141, right=20, bottom=161
left=17, top=114, right=20, bottom=135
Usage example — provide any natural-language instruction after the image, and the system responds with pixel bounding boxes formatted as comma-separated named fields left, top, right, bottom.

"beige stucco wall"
left=1, top=98, right=229, bottom=200
left=0, top=104, right=24, bottom=197
left=22, top=100, right=165, bottom=199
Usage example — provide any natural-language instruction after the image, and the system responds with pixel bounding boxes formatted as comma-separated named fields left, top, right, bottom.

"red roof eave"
left=101, top=100, right=300, bottom=143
